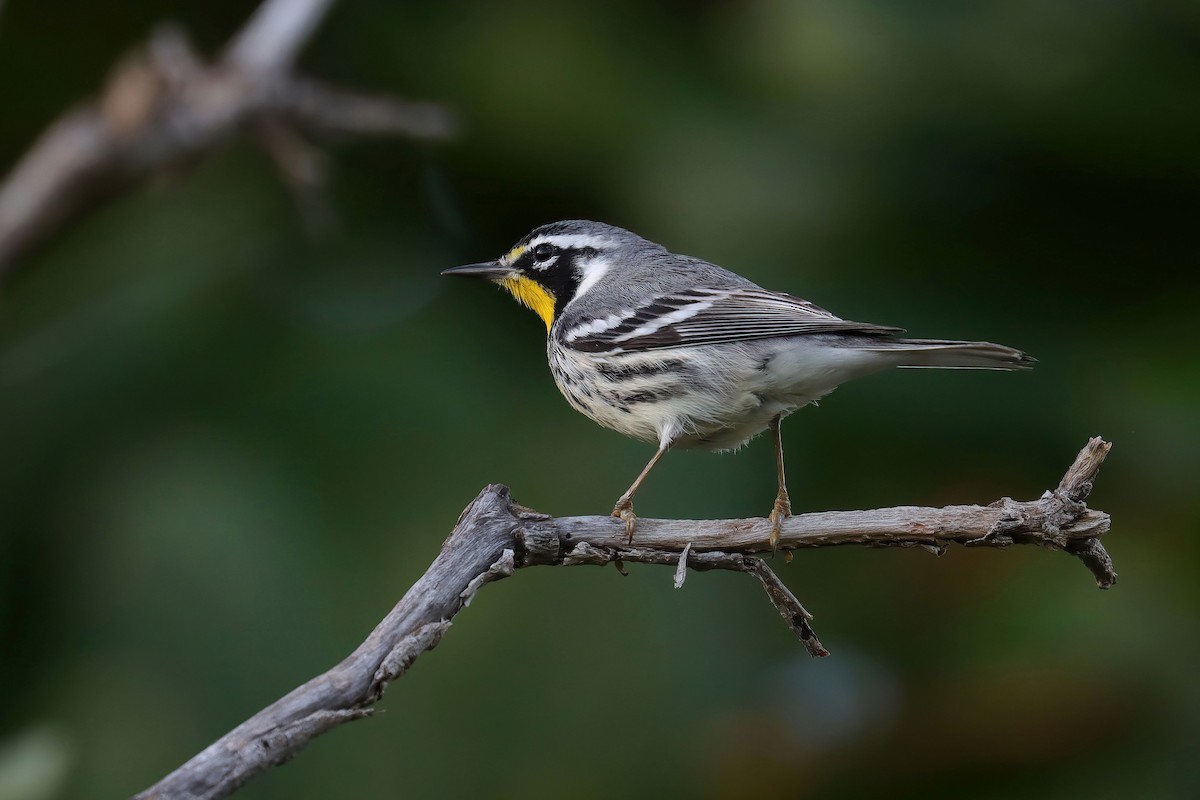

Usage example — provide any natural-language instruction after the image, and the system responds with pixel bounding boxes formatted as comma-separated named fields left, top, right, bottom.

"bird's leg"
left=768, top=414, right=792, bottom=552
left=612, top=442, right=671, bottom=544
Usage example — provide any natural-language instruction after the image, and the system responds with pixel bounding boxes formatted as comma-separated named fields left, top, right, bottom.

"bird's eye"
left=533, top=243, right=557, bottom=261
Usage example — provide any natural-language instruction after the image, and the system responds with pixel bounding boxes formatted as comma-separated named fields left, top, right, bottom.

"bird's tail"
left=858, top=338, right=1035, bottom=370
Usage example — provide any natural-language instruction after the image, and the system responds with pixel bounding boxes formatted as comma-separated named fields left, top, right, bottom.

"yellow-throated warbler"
left=444, top=221, right=1032, bottom=546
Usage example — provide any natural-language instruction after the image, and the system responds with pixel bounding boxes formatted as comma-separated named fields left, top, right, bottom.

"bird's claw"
left=612, top=499, right=637, bottom=544
left=768, top=494, right=792, bottom=551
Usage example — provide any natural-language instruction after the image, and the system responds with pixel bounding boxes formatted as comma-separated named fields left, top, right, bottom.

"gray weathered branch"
left=223, top=0, right=337, bottom=72
left=0, top=0, right=456, bottom=281
left=132, top=437, right=1114, bottom=800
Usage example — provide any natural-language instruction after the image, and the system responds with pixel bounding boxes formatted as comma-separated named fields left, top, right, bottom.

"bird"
left=443, top=220, right=1033, bottom=548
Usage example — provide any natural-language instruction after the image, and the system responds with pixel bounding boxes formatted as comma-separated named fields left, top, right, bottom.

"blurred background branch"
left=0, top=0, right=455, bottom=282
left=223, top=0, right=336, bottom=72
left=136, top=438, right=1112, bottom=800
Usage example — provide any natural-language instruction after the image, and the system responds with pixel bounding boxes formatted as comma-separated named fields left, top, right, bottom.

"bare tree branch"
left=223, top=0, right=337, bottom=72
left=132, top=438, right=1114, bottom=800
left=0, top=0, right=456, bottom=281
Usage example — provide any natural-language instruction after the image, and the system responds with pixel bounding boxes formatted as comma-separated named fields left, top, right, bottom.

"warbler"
left=443, top=220, right=1032, bottom=547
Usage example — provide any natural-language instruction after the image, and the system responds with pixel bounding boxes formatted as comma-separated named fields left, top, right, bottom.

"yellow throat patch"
left=498, top=275, right=556, bottom=332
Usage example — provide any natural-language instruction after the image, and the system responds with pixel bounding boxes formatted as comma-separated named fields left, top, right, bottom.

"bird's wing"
left=561, top=288, right=901, bottom=354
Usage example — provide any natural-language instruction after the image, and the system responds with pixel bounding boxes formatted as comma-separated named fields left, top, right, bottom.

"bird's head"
left=442, top=220, right=644, bottom=332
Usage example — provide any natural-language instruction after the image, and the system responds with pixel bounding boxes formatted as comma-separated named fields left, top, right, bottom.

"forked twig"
left=0, top=0, right=456, bottom=281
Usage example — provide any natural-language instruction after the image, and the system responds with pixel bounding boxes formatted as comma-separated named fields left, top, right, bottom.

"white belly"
left=548, top=337, right=894, bottom=450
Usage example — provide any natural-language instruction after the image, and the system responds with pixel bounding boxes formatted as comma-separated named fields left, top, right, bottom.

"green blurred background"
left=1, top=1, right=1197, bottom=798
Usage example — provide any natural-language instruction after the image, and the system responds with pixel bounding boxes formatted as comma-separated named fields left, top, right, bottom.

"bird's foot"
left=612, top=498, right=637, bottom=544
left=768, top=494, right=792, bottom=552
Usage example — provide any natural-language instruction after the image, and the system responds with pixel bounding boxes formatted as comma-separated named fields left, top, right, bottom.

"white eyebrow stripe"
left=527, top=234, right=612, bottom=252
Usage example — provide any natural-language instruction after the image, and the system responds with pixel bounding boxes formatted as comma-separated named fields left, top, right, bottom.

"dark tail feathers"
left=860, top=338, right=1035, bottom=370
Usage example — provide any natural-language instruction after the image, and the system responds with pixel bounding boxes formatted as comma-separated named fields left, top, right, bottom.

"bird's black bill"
left=441, top=261, right=510, bottom=278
